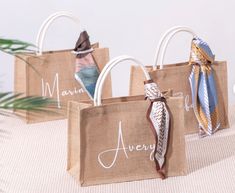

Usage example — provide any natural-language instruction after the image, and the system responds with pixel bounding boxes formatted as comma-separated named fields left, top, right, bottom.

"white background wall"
left=0, top=0, right=235, bottom=103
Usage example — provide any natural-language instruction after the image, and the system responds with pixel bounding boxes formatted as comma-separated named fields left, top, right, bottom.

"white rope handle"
left=36, top=11, right=80, bottom=55
left=153, top=26, right=195, bottom=69
left=94, top=55, right=151, bottom=106
left=36, top=11, right=68, bottom=50
left=153, top=26, right=197, bottom=70
left=93, top=56, right=126, bottom=102
left=159, top=27, right=197, bottom=69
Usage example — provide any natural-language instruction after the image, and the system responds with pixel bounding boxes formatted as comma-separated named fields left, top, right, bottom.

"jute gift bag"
left=67, top=56, right=187, bottom=186
left=14, top=11, right=112, bottom=123
left=130, top=26, right=229, bottom=134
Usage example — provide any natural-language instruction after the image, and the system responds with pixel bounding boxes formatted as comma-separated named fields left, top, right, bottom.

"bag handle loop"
left=36, top=11, right=80, bottom=55
left=36, top=11, right=68, bottom=50
left=94, top=55, right=151, bottom=106
left=93, top=56, right=125, bottom=102
left=153, top=26, right=197, bottom=70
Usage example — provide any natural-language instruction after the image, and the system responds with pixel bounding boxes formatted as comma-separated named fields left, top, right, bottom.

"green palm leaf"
left=0, top=38, right=41, bottom=75
left=0, top=92, right=55, bottom=112
left=0, top=38, right=56, bottom=193
left=0, top=38, right=35, bottom=54
left=0, top=38, right=55, bottom=112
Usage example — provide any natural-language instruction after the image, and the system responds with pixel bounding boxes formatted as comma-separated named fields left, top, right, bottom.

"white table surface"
left=0, top=107, right=235, bottom=193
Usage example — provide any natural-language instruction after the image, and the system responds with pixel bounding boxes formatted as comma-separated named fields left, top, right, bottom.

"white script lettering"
left=97, top=121, right=155, bottom=169
left=173, top=92, right=193, bottom=112
left=61, top=87, right=84, bottom=96
left=184, top=95, right=193, bottom=112
left=41, top=73, right=85, bottom=108
left=41, top=73, right=61, bottom=108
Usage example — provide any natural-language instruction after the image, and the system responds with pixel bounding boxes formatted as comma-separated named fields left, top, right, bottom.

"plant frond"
left=0, top=38, right=35, bottom=54
left=0, top=92, right=56, bottom=112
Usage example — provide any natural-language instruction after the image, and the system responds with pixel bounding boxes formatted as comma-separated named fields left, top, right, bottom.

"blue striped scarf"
left=189, top=37, right=220, bottom=137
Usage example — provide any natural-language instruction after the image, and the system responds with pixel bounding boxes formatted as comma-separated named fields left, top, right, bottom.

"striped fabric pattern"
left=144, top=81, right=170, bottom=179
left=189, top=37, right=220, bottom=137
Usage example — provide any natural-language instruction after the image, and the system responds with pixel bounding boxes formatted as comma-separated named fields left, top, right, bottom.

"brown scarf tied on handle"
left=144, top=80, right=170, bottom=179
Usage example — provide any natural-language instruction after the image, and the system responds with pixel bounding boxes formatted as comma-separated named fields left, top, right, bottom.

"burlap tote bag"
left=130, top=26, right=229, bottom=134
left=14, top=11, right=112, bottom=123
left=67, top=55, right=187, bottom=186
